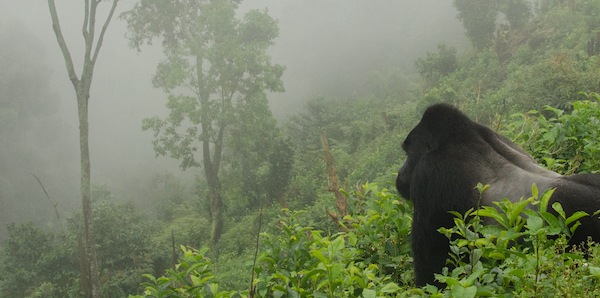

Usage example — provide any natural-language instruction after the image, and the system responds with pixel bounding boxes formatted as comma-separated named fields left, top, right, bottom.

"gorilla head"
left=397, top=103, right=600, bottom=287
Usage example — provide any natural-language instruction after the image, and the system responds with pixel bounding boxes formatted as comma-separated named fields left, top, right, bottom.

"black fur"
left=396, top=103, right=600, bottom=287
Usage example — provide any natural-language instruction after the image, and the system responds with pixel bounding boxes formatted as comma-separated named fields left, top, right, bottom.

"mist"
left=0, top=0, right=465, bottom=240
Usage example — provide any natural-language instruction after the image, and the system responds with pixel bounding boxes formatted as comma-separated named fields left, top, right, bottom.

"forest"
left=3, top=0, right=600, bottom=297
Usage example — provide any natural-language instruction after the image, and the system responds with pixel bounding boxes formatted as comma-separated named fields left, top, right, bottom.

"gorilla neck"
left=477, top=125, right=561, bottom=207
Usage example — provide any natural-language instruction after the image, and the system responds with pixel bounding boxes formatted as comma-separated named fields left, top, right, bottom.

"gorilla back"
left=396, top=103, right=600, bottom=287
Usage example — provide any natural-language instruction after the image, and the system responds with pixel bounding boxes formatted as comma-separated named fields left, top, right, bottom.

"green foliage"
left=0, top=199, right=162, bottom=297
left=453, top=0, right=500, bottom=49
left=345, top=183, right=414, bottom=286
left=282, top=92, right=415, bottom=212
left=418, top=0, right=600, bottom=127
left=502, top=0, right=532, bottom=29
left=422, top=184, right=600, bottom=297
left=504, top=96, right=600, bottom=174
left=365, top=68, right=414, bottom=104
left=68, top=201, right=157, bottom=296
left=254, top=207, right=403, bottom=298
left=503, top=53, right=599, bottom=113
left=130, top=246, right=245, bottom=298
left=127, top=0, right=285, bottom=170
left=415, top=43, right=459, bottom=87
left=154, top=203, right=211, bottom=254
left=224, top=131, right=294, bottom=212
left=416, top=49, right=507, bottom=123
left=453, top=0, right=532, bottom=49
left=147, top=172, right=189, bottom=221
left=0, top=222, right=74, bottom=298
left=345, top=132, right=405, bottom=185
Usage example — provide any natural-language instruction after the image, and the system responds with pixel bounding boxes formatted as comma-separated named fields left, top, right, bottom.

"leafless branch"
left=92, top=0, right=119, bottom=65
left=83, top=0, right=90, bottom=39
left=47, top=0, right=78, bottom=83
left=32, top=174, right=61, bottom=221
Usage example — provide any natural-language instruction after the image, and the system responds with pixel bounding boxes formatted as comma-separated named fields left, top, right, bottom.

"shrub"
left=411, top=183, right=600, bottom=297
left=504, top=94, right=600, bottom=174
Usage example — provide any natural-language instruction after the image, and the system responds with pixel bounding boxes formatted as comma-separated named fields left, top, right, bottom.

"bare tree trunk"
left=196, top=50, right=225, bottom=250
left=78, top=84, right=100, bottom=298
left=77, top=234, right=91, bottom=298
left=200, top=116, right=224, bottom=250
left=207, top=171, right=224, bottom=249
left=320, top=131, right=348, bottom=224
left=46, top=1, right=119, bottom=297
left=171, top=229, right=177, bottom=269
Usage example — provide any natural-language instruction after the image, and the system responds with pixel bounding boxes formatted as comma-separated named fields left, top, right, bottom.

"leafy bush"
left=130, top=246, right=245, bottom=298
left=254, top=209, right=402, bottom=298
left=502, top=53, right=599, bottom=113
left=415, top=43, right=459, bottom=87
left=345, top=183, right=413, bottom=286
left=67, top=200, right=156, bottom=296
left=412, top=184, right=600, bottom=297
left=0, top=222, right=75, bottom=298
left=248, top=183, right=413, bottom=297
left=0, top=200, right=161, bottom=298
left=504, top=95, right=600, bottom=174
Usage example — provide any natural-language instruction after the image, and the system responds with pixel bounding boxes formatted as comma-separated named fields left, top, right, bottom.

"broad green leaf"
left=570, top=221, right=582, bottom=234
left=476, top=286, right=494, bottom=297
left=589, top=266, right=600, bottom=276
left=425, top=284, right=440, bottom=294
left=539, top=211, right=559, bottom=228
left=526, top=215, right=544, bottom=232
left=330, top=263, right=343, bottom=281
left=508, top=269, right=525, bottom=279
left=381, top=282, right=400, bottom=293
left=479, top=225, right=503, bottom=237
left=451, top=285, right=477, bottom=298
left=488, top=252, right=506, bottom=260
left=565, top=211, right=589, bottom=226
left=553, top=202, right=566, bottom=219
left=510, top=199, right=532, bottom=225
left=362, top=289, right=376, bottom=298
left=540, top=188, right=556, bottom=213
left=210, top=283, right=218, bottom=295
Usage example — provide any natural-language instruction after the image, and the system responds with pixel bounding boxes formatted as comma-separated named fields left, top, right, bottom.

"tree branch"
left=182, top=0, right=201, bottom=48
left=47, top=0, right=79, bottom=84
left=32, top=173, right=61, bottom=222
left=84, top=0, right=98, bottom=64
left=92, top=0, right=119, bottom=65
left=83, top=0, right=90, bottom=40
left=212, top=122, right=226, bottom=172
left=320, top=131, right=348, bottom=221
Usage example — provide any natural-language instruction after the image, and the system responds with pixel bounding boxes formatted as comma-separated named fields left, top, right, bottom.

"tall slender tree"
left=46, top=1, right=119, bottom=297
left=122, top=0, right=284, bottom=248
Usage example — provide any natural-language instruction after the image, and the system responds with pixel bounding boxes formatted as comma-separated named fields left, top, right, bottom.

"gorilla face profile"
left=397, top=103, right=600, bottom=287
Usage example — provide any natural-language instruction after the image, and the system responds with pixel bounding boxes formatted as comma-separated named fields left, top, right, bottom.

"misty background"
left=0, top=0, right=465, bottom=240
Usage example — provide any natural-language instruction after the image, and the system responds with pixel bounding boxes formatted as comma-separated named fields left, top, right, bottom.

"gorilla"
left=396, top=103, right=600, bottom=287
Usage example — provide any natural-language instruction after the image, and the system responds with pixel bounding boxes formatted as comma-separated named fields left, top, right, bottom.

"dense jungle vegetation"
left=4, top=0, right=600, bottom=297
